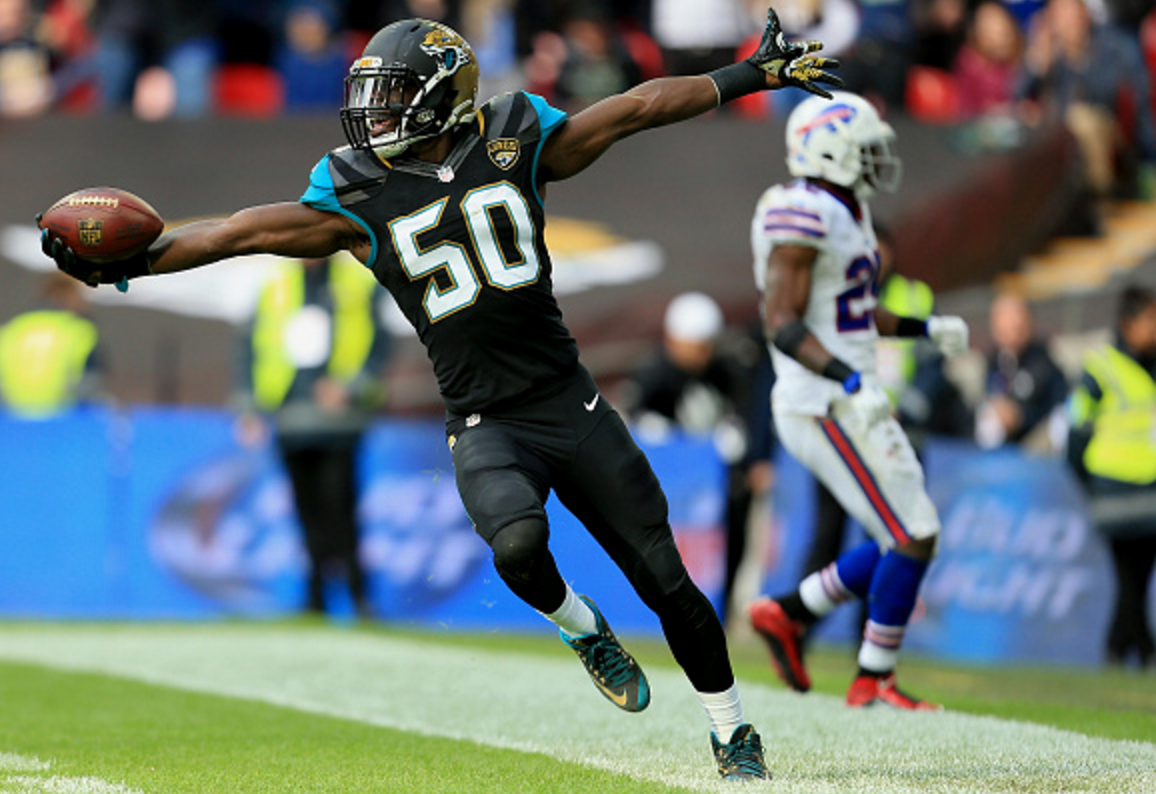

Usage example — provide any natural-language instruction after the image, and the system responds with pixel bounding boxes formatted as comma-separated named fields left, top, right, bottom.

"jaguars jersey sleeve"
left=300, top=148, right=387, bottom=266
left=481, top=92, right=567, bottom=207
left=751, top=180, right=882, bottom=416
left=295, top=92, right=581, bottom=416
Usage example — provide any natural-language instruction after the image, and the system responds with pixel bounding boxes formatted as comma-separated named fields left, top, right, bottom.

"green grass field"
left=0, top=621, right=1152, bottom=793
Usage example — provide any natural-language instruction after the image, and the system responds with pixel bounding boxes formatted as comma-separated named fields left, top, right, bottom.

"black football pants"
left=447, top=366, right=735, bottom=693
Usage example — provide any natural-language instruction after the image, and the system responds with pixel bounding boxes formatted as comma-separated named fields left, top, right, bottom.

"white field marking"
left=0, top=757, right=49, bottom=774
left=0, top=754, right=143, bottom=794
left=2, top=777, right=144, bottom=794
left=0, top=624, right=1154, bottom=794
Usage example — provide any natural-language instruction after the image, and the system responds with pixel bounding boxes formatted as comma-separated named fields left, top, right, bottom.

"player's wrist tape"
left=707, top=62, right=769, bottom=105
left=895, top=317, right=928, bottom=338
left=821, top=359, right=859, bottom=393
left=772, top=319, right=809, bottom=358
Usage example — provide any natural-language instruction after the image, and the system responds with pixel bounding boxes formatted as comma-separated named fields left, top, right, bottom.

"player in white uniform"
left=746, top=92, right=969, bottom=709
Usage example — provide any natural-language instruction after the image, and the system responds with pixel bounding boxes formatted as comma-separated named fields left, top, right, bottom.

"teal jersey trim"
left=300, top=154, right=380, bottom=266
left=523, top=92, right=568, bottom=208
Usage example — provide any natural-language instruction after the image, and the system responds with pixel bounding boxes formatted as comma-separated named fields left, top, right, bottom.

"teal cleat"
left=711, top=724, right=770, bottom=781
left=561, top=595, right=650, bottom=712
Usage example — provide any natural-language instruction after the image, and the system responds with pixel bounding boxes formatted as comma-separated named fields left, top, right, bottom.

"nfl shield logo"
left=486, top=139, right=520, bottom=170
left=78, top=218, right=103, bottom=248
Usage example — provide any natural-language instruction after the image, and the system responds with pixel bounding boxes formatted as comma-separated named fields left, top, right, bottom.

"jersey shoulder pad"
left=479, top=91, right=567, bottom=146
left=480, top=92, right=536, bottom=144
left=754, top=181, right=830, bottom=243
left=324, top=146, right=390, bottom=206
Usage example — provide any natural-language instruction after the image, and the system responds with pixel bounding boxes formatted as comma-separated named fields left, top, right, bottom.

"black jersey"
left=301, top=91, right=580, bottom=415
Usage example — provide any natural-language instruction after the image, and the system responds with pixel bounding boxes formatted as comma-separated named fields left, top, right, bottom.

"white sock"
left=858, top=620, right=904, bottom=673
left=542, top=585, right=598, bottom=638
left=799, top=567, right=844, bottom=617
left=698, top=684, right=744, bottom=741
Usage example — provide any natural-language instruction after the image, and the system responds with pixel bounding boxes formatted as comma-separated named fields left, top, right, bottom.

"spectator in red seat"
left=953, top=1, right=1025, bottom=118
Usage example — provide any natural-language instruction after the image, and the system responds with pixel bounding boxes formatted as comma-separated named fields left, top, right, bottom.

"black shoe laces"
left=585, top=638, right=635, bottom=688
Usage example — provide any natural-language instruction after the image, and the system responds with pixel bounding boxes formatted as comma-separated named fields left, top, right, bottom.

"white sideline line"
left=0, top=756, right=50, bottom=774
left=0, top=754, right=143, bottom=794
left=0, top=625, right=1154, bottom=794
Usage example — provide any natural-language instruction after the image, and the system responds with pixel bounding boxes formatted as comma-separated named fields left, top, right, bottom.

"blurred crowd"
left=4, top=0, right=1156, bottom=197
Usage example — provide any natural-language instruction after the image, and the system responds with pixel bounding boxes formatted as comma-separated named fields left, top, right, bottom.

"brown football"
left=39, top=187, right=164, bottom=263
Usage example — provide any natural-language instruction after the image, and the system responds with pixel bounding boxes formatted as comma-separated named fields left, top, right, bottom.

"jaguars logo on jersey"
left=421, top=26, right=472, bottom=75
left=486, top=139, right=521, bottom=170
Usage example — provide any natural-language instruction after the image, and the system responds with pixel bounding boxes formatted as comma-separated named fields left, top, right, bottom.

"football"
left=38, top=187, right=164, bottom=263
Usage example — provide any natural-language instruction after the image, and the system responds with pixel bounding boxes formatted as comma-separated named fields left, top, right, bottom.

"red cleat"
left=846, top=673, right=942, bottom=711
left=749, top=597, right=811, bottom=692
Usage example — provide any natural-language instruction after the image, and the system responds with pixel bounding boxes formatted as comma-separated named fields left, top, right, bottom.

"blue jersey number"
left=835, top=254, right=879, bottom=332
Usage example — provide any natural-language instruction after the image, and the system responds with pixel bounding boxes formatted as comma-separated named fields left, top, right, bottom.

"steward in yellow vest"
left=1068, top=289, right=1156, bottom=488
left=876, top=273, right=971, bottom=449
left=237, top=255, right=391, bottom=617
left=246, top=255, right=387, bottom=419
left=1066, top=285, right=1156, bottom=668
left=0, top=273, right=105, bottom=418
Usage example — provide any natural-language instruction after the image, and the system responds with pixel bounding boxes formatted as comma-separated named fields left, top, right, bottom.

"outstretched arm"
left=148, top=203, right=369, bottom=275
left=42, top=201, right=369, bottom=287
left=538, top=7, right=840, bottom=182
left=538, top=77, right=723, bottom=182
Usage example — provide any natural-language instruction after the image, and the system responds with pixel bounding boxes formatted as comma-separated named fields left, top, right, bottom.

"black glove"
left=37, top=214, right=150, bottom=291
left=747, top=8, right=843, bottom=99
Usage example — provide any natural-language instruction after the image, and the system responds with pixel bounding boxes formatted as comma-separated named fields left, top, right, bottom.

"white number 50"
left=389, top=182, right=541, bottom=322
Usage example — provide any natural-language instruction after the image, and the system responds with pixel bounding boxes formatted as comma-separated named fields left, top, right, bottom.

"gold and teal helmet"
left=341, top=19, right=479, bottom=160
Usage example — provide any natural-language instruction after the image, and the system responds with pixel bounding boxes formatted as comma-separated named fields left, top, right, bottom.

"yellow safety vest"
left=252, top=258, right=379, bottom=411
left=1080, top=345, right=1156, bottom=484
left=877, top=274, right=935, bottom=400
left=0, top=310, right=98, bottom=417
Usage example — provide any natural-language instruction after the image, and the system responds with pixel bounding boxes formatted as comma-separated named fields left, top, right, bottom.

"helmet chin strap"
left=370, top=108, right=476, bottom=160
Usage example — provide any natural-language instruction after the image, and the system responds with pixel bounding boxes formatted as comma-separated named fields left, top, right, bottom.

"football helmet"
left=341, top=19, right=479, bottom=160
left=785, top=92, right=902, bottom=199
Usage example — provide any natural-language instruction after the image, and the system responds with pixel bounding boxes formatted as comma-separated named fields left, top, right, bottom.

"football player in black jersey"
left=40, top=10, right=839, bottom=781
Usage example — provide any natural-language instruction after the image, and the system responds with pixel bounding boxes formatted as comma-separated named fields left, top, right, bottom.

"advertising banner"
left=0, top=410, right=726, bottom=634
left=908, top=441, right=1114, bottom=666
left=0, top=410, right=1125, bottom=665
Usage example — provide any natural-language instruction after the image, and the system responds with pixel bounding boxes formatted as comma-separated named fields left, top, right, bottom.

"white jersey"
left=751, top=179, right=881, bottom=416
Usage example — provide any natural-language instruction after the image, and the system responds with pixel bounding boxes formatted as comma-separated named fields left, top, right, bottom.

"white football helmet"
left=785, top=91, right=902, bottom=199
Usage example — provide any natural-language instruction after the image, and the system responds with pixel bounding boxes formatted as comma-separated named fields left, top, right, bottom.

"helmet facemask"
left=856, top=132, right=902, bottom=199
left=340, top=21, right=479, bottom=160
left=342, top=65, right=445, bottom=158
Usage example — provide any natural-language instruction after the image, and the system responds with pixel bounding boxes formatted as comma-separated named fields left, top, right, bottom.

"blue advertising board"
left=0, top=409, right=1129, bottom=666
left=0, top=409, right=726, bottom=634
left=908, top=441, right=1114, bottom=666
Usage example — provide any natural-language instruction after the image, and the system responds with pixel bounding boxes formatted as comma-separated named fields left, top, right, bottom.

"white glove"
left=832, top=384, right=892, bottom=432
left=927, top=315, right=969, bottom=357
